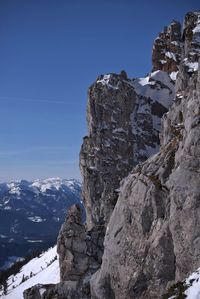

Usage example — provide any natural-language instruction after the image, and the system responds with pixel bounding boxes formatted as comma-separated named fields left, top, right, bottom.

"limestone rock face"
left=80, top=70, right=174, bottom=231
left=53, top=68, right=174, bottom=298
left=57, top=204, right=87, bottom=282
left=183, top=11, right=200, bottom=60
left=91, top=12, right=200, bottom=299
left=56, top=204, right=104, bottom=298
left=152, top=20, right=182, bottom=73
left=176, top=11, right=200, bottom=93
left=54, top=49, right=175, bottom=299
left=23, top=282, right=79, bottom=299
left=80, top=72, right=136, bottom=230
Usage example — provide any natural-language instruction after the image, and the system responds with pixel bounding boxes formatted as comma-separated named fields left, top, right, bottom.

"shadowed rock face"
left=23, top=282, right=80, bottom=299
left=80, top=72, right=137, bottom=230
left=57, top=204, right=104, bottom=285
left=91, top=11, right=200, bottom=299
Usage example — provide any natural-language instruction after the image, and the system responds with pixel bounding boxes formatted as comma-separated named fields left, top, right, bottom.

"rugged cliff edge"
left=91, top=11, right=200, bottom=299
left=80, top=69, right=175, bottom=231
left=23, top=11, right=200, bottom=299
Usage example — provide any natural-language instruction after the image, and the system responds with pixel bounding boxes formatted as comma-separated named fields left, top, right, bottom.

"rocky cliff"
left=91, top=11, right=200, bottom=299
left=80, top=69, right=175, bottom=231
left=23, top=11, right=200, bottom=299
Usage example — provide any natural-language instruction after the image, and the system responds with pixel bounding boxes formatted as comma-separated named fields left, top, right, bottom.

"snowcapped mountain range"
left=0, top=178, right=81, bottom=198
left=0, top=178, right=83, bottom=270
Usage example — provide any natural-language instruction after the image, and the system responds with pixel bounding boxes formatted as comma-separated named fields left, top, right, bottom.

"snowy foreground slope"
left=0, top=246, right=59, bottom=299
left=3, top=245, right=200, bottom=299
left=184, top=270, right=200, bottom=299
left=166, top=269, right=200, bottom=298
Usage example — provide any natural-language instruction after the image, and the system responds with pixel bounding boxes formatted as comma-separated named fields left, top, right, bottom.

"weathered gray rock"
left=176, top=11, right=200, bottom=93
left=57, top=204, right=104, bottom=279
left=152, top=21, right=182, bottom=73
left=23, top=282, right=79, bottom=299
left=78, top=68, right=174, bottom=297
left=183, top=11, right=200, bottom=60
left=50, top=58, right=175, bottom=299
left=91, top=11, right=200, bottom=299
left=152, top=20, right=182, bottom=73
left=24, top=205, right=104, bottom=299
left=80, top=70, right=174, bottom=231
left=57, top=204, right=88, bottom=282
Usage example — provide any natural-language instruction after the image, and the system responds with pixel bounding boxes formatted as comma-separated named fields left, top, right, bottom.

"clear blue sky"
left=0, top=0, right=199, bottom=182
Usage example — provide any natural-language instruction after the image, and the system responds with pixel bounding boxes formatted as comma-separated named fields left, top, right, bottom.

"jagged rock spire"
left=152, top=20, right=182, bottom=72
left=80, top=70, right=174, bottom=230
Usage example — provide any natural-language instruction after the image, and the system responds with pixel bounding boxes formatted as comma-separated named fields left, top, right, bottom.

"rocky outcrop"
left=23, top=205, right=104, bottom=299
left=23, top=282, right=79, bottom=299
left=42, top=29, right=175, bottom=299
left=176, top=11, right=200, bottom=93
left=80, top=70, right=175, bottom=231
left=80, top=71, right=136, bottom=230
left=53, top=67, right=175, bottom=298
left=77, top=67, right=175, bottom=297
left=57, top=204, right=104, bottom=297
left=91, top=11, right=200, bottom=299
left=152, top=20, right=182, bottom=73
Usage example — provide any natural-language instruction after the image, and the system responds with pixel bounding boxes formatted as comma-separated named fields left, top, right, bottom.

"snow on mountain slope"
left=185, top=269, right=200, bottom=299
left=31, top=178, right=81, bottom=194
left=165, top=268, right=200, bottom=298
left=0, top=178, right=81, bottom=198
left=130, top=70, right=175, bottom=109
left=0, top=246, right=59, bottom=299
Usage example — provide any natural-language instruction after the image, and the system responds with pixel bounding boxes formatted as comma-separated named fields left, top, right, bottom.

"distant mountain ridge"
left=0, top=177, right=81, bottom=197
left=0, top=178, right=83, bottom=270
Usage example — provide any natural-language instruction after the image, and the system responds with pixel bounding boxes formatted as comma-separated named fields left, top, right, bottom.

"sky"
left=0, top=0, right=199, bottom=182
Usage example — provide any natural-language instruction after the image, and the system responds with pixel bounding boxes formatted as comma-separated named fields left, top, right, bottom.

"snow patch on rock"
left=130, top=70, right=175, bottom=109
